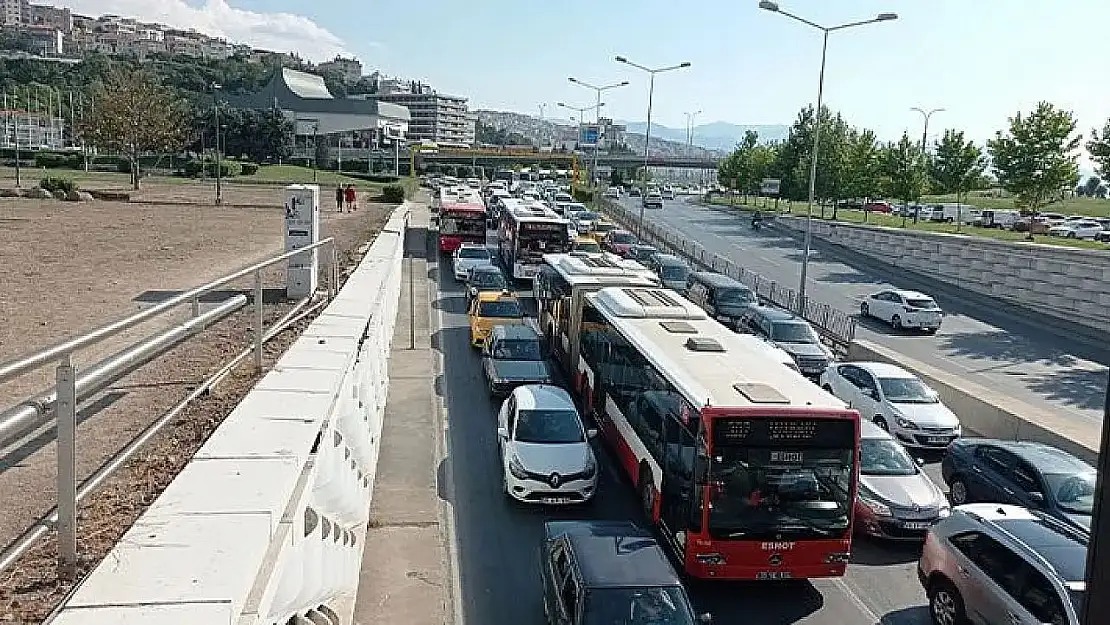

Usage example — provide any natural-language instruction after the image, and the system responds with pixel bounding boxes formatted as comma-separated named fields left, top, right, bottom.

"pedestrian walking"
left=335, top=186, right=344, bottom=212
left=344, top=184, right=357, bottom=212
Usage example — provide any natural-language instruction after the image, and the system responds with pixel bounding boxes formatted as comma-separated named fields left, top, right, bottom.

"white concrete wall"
left=47, top=203, right=414, bottom=625
left=774, top=216, right=1110, bottom=333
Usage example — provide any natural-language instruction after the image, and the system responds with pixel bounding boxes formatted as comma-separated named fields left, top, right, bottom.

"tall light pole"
left=759, top=1, right=897, bottom=312
left=558, top=103, right=603, bottom=185
left=910, top=107, right=945, bottom=152
left=615, top=56, right=691, bottom=236
left=685, top=110, right=702, bottom=182
left=212, top=82, right=223, bottom=206
left=569, top=77, right=628, bottom=187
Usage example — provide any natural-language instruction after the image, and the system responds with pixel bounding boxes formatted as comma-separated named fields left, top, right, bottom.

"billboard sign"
left=760, top=178, right=782, bottom=196
left=579, top=124, right=601, bottom=148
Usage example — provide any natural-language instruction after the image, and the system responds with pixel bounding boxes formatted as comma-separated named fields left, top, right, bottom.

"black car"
left=541, top=520, right=710, bottom=625
left=481, top=324, right=553, bottom=396
left=465, top=264, right=509, bottom=306
left=734, top=306, right=833, bottom=376
left=942, top=438, right=1095, bottom=533
left=625, top=244, right=659, bottom=263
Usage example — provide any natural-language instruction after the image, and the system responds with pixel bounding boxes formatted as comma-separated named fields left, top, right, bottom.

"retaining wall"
left=773, top=216, right=1110, bottom=334
left=47, top=203, right=413, bottom=625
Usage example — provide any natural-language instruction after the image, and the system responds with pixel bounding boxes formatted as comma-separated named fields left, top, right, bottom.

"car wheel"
left=873, top=416, right=889, bottom=431
left=928, top=578, right=968, bottom=625
left=860, top=302, right=870, bottom=318
left=949, top=477, right=970, bottom=505
left=891, top=314, right=903, bottom=330
left=1067, top=231, right=1077, bottom=239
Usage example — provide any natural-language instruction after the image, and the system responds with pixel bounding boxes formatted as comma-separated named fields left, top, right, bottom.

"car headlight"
left=509, top=455, right=529, bottom=479
left=859, top=492, right=892, bottom=517
left=582, top=455, right=597, bottom=479
left=938, top=504, right=951, bottom=518
left=895, top=416, right=920, bottom=430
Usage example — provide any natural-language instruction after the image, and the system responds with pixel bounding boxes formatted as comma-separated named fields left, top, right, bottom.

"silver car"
left=917, top=503, right=1086, bottom=625
left=856, top=420, right=949, bottom=540
left=452, top=243, right=492, bottom=281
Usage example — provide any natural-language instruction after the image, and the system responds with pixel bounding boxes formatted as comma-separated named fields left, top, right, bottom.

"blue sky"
left=65, top=1, right=1110, bottom=155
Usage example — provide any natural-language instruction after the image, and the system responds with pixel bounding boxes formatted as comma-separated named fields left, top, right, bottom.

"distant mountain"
left=619, top=121, right=790, bottom=151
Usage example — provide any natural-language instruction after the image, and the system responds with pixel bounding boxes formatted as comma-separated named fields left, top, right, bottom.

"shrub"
left=117, top=159, right=132, bottom=174
left=40, top=176, right=77, bottom=195
left=240, top=162, right=259, bottom=176
left=182, top=159, right=242, bottom=178
left=381, top=184, right=406, bottom=203
left=34, top=152, right=81, bottom=169
left=571, top=186, right=595, bottom=204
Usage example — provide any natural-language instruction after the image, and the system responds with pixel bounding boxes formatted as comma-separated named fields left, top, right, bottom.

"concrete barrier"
left=848, top=339, right=1099, bottom=464
left=47, top=203, right=413, bottom=625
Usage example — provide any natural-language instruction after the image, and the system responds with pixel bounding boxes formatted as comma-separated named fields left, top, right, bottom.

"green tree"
left=930, top=130, right=988, bottom=197
left=840, top=128, right=881, bottom=220
left=78, top=69, right=189, bottom=189
left=988, top=102, right=1081, bottom=238
left=1085, top=119, right=1110, bottom=180
left=883, top=133, right=929, bottom=227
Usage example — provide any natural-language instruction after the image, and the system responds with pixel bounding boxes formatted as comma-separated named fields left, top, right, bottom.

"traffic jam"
left=426, top=171, right=1091, bottom=625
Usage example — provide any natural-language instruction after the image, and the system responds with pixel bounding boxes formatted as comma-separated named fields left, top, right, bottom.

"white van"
left=976, top=209, right=1021, bottom=229
left=927, top=203, right=981, bottom=225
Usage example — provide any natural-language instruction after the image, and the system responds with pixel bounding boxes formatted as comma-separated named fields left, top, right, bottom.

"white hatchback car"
left=861, top=289, right=943, bottom=333
left=452, top=243, right=492, bottom=281
left=819, top=362, right=961, bottom=450
left=497, top=385, right=598, bottom=505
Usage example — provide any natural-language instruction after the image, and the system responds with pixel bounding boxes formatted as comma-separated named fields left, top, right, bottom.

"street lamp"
left=758, top=1, right=897, bottom=313
left=569, top=77, right=629, bottom=186
left=910, top=107, right=945, bottom=152
left=559, top=102, right=604, bottom=185
left=212, top=83, right=223, bottom=206
left=615, top=56, right=691, bottom=236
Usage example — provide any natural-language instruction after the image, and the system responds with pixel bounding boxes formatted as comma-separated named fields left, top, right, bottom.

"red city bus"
left=573, top=286, right=860, bottom=581
left=439, top=200, right=487, bottom=253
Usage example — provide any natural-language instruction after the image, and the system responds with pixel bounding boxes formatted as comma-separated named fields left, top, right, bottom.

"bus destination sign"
left=521, top=222, right=566, bottom=234
left=713, top=418, right=854, bottom=447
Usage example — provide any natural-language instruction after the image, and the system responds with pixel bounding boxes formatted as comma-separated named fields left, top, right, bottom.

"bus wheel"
left=638, top=468, right=655, bottom=519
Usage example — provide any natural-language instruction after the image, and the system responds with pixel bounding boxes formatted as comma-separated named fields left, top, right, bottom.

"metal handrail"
left=0, top=237, right=336, bottom=385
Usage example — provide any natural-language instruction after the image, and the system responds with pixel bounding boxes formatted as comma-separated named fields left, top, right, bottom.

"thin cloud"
left=55, top=0, right=355, bottom=62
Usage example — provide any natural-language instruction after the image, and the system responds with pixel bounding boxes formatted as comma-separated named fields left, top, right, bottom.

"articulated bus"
left=497, top=201, right=571, bottom=280
left=573, top=286, right=861, bottom=581
left=534, top=252, right=659, bottom=372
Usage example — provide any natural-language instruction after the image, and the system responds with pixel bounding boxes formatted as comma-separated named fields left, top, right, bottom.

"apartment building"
left=367, top=80, right=475, bottom=148
left=318, top=56, right=362, bottom=84
left=0, top=0, right=28, bottom=26
left=26, top=2, right=68, bottom=31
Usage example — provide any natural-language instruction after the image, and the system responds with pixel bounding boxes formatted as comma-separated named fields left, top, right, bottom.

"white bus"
left=497, top=200, right=571, bottom=280
left=534, top=252, right=660, bottom=374
left=572, top=285, right=861, bottom=581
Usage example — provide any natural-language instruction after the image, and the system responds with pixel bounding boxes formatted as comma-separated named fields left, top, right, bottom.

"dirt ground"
left=0, top=181, right=395, bottom=624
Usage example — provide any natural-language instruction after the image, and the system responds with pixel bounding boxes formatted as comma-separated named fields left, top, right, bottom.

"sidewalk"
left=353, top=203, right=453, bottom=625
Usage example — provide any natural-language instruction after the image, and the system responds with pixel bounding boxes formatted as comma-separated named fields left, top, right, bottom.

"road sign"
left=579, top=125, right=601, bottom=148
left=760, top=178, right=781, bottom=195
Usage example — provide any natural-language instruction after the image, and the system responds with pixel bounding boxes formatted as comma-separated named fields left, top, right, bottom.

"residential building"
left=0, top=108, right=66, bottom=149
left=365, top=80, right=475, bottom=148
left=24, top=25, right=62, bottom=54
left=0, top=0, right=27, bottom=26
left=318, top=56, right=362, bottom=84
left=27, top=3, right=70, bottom=32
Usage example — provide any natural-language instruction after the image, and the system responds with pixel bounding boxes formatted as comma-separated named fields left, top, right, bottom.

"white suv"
left=497, top=385, right=598, bottom=505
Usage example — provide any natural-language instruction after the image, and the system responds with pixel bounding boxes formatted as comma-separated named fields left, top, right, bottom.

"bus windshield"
left=442, top=214, right=487, bottom=237
left=518, top=222, right=569, bottom=261
left=708, top=417, right=854, bottom=540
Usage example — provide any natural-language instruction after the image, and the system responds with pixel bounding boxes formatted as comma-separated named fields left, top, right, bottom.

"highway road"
left=619, top=195, right=1109, bottom=427
left=433, top=233, right=939, bottom=625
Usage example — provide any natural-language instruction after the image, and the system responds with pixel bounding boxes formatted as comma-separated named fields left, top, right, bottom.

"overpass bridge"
left=414, top=147, right=720, bottom=170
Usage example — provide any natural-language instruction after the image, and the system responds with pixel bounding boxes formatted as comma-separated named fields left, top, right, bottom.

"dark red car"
left=602, top=229, right=637, bottom=256
left=863, top=201, right=894, bottom=213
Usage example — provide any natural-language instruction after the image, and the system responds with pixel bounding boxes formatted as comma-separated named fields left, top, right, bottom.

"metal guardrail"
left=0, top=236, right=339, bottom=578
left=598, top=199, right=857, bottom=353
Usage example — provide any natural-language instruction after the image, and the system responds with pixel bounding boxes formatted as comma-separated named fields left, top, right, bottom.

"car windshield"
left=717, top=288, right=757, bottom=306
left=583, top=586, right=696, bottom=625
left=610, top=232, right=636, bottom=244
left=709, top=444, right=853, bottom=540
left=575, top=240, right=602, bottom=252
left=578, top=211, right=601, bottom=221
left=470, top=270, right=507, bottom=289
left=493, top=339, right=542, bottom=361
left=661, top=264, right=689, bottom=281
left=860, top=438, right=918, bottom=476
left=593, top=223, right=616, bottom=233
left=905, top=297, right=939, bottom=309
left=878, top=377, right=938, bottom=404
left=478, top=300, right=523, bottom=318
left=771, top=321, right=818, bottom=343
left=514, top=409, right=583, bottom=444
left=1044, top=472, right=1096, bottom=515
left=458, top=247, right=490, bottom=259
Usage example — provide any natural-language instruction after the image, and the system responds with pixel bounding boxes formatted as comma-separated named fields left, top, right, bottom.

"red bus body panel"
left=439, top=203, right=486, bottom=252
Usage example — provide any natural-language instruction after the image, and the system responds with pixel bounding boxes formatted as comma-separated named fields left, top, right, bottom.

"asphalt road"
left=434, top=233, right=940, bottom=625
left=619, top=196, right=1109, bottom=427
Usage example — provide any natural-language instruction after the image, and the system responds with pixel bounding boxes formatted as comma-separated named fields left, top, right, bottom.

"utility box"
left=284, top=185, right=320, bottom=299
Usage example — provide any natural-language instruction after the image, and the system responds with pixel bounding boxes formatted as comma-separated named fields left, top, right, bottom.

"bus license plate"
left=902, top=522, right=931, bottom=530
left=756, top=571, right=793, bottom=580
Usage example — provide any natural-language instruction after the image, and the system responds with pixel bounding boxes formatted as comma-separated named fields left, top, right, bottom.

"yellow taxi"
left=586, top=220, right=618, bottom=243
left=468, top=290, right=526, bottom=347
left=571, top=236, right=602, bottom=253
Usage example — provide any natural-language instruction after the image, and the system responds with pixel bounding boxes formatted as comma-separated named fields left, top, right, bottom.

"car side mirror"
left=698, top=614, right=713, bottom=624
left=586, top=429, right=599, bottom=440
left=1029, top=491, right=1045, bottom=505
left=863, top=388, right=878, bottom=399
left=497, top=427, right=509, bottom=440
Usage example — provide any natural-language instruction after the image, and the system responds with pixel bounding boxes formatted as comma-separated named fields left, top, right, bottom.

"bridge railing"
left=597, top=198, right=857, bottom=354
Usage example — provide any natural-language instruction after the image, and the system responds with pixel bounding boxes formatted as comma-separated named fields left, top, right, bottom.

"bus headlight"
left=695, top=553, right=725, bottom=565
left=824, top=552, right=851, bottom=564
